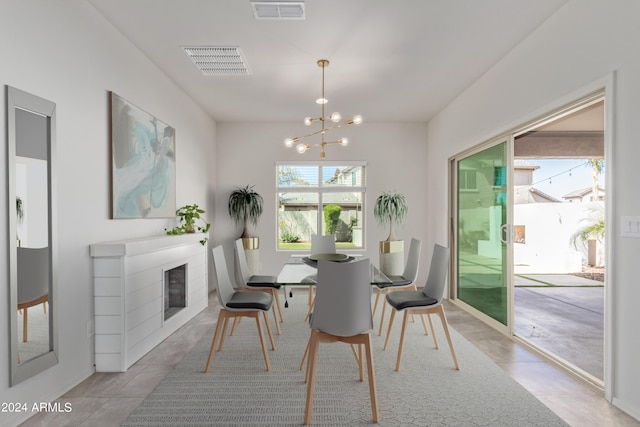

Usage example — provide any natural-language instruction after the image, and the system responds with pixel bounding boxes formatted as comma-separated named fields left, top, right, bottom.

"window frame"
left=275, top=161, right=367, bottom=251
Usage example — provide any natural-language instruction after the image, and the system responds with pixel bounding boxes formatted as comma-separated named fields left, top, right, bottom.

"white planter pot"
left=379, top=240, right=404, bottom=276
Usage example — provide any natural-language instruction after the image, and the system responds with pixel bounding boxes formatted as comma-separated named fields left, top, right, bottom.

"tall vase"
left=379, top=239, right=404, bottom=276
left=240, top=236, right=260, bottom=274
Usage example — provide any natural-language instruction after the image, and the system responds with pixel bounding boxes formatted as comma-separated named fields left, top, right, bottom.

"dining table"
left=277, top=254, right=393, bottom=286
left=276, top=254, right=393, bottom=308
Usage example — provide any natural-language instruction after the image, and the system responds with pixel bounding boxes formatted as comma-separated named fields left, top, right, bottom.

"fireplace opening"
left=164, top=264, right=186, bottom=320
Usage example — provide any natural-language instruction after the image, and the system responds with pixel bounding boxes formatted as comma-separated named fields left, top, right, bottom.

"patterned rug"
left=122, top=297, right=567, bottom=426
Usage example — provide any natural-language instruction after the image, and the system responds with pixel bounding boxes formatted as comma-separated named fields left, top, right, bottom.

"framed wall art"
left=110, top=92, right=176, bottom=218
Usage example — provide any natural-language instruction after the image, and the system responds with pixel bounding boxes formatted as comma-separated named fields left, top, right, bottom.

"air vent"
left=251, top=1, right=305, bottom=20
left=182, top=46, right=252, bottom=76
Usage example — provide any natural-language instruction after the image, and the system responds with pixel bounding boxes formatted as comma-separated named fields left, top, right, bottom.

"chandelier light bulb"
left=339, top=138, right=349, bottom=146
left=296, top=143, right=307, bottom=154
left=316, top=98, right=328, bottom=104
left=304, top=117, right=312, bottom=126
left=330, top=112, right=341, bottom=122
left=284, top=138, right=295, bottom=148
left=352, top=115, right=363, bottom=125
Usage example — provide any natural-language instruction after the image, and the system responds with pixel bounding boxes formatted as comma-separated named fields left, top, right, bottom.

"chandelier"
left=284, top=59, right=362, bottom=159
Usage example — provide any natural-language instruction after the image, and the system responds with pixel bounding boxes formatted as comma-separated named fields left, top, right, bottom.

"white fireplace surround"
left=90, top=233, right=208, bottom=372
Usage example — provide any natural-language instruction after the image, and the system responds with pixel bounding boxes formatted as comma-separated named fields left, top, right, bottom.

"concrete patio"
left=514, top=274, right=604, bottom=380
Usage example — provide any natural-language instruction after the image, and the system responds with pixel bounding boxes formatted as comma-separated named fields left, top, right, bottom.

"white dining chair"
left=302, top=257, right=379, bottom=424
left=306, top=234, right=337, bottom=306
left=234, top=239, right=283, bottom=334
left=205, top=245, right=275, bottom=373
left=383, top=244, right=460, bottom=371
left=373, top=238, right=423, bottom=336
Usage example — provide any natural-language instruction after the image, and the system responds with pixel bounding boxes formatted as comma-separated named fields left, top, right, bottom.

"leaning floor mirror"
left=7, top=86, right=58, bottom=385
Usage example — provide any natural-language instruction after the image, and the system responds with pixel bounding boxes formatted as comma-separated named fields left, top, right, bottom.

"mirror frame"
left=7, top=86, right=58, bottom=385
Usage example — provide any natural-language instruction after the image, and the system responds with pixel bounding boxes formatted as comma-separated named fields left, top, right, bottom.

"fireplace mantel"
left=89, top=233, right=206, bottom=257
left=90, top=234, right=208, bottom=372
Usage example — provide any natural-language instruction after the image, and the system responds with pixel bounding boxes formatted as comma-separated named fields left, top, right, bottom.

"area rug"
left=122, top=297, right=567, bottom=426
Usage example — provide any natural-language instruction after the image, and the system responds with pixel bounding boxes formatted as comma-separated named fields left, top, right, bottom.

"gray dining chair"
left=373, top=237, right=423, bottom=336
left=305, top=234, right=337, bottom=305
left=205, top=245, right=276, bottom=373
left=383, top=244, right=460, bottom=371
left=234, top=239, right=283, bottom=334
left=302, top=258, right=379, bottom=424
left=310, top=233, right=336, bottom=254
left=17, top=247, right=49, bottom=343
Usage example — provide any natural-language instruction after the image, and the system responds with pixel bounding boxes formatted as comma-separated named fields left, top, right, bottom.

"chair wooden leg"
left=304, top=331, right=319, bottom=425
left=218, top=316, right=230, bottom=351
left=304, top=337, right=313, bottom=384
left=383, top=308, right=396, bottom=350
left=263, top=311, right=276, bottom=350
left=304, top=298, right=315, bottom=322
left=273, top=289, right=284, bottom=323
left=22, top=307, right=28, bottom=342
left=378, top=297, right=388, bottom=336
left=43, top=301, right=47, bottom=314
left=300, top=336, right=310, bottom=371
left=271, top=300, right=282, bottom=335
left=204, top=309, right=226, bottom=372
left=420, top=314, right=430, bottom=336
left=427, top=311, right=439, bottom=349
left=230, top=317, right=240, bottom=336
left=395, top=311, right=409, bottom=371
left=359, top=344, right=365, bottom=382
left=364, top=334, right=379, bottom=423
left=307, top=285, right=313, bottom=305
left=372, top=288, right=381, bottom=317
left=432, top=305, right=460, bottom=370
left=254, top=312, right=272, bottom=371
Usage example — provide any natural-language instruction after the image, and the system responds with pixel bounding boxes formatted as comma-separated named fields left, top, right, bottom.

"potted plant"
left=16, top=196, right=24, bottom=246
left=374, top=191, right=408, bottom=275
left=16, top=196, right=24, bottom=222
left=228, top=185, right=264, bottom=240
left=374, top=191, right=408, bottom=242
left=165, top=203, right=210, bottom=245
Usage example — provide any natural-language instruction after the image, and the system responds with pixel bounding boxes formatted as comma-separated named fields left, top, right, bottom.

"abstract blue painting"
left=111, top=93, right=176, bottom=218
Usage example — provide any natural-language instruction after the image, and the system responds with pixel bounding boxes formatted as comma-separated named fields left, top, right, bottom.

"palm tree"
left=586, top=159, right=604, bottom=201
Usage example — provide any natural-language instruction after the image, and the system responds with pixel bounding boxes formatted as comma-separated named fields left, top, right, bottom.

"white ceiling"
left=87, top=0, right=567, bottom=123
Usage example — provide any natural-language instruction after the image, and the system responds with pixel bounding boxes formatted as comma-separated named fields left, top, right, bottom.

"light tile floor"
left=19, top=291, right=640, bottom=427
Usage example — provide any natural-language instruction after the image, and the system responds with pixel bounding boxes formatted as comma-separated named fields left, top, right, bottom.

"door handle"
left=500, top=224, right=512, bottom=244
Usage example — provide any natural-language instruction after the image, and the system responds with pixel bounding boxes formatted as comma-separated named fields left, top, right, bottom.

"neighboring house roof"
left=563, top=186, right=605, bottom=199
left=514, top=186, right=561, bottom=204
left=514, top=159, right=540, bottom=171
left=530, top=188, right=561, bottom=203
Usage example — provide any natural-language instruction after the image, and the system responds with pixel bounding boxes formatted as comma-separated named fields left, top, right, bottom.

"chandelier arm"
left=289, top=119, right=357, bottom=142
left=290, top=127, right=328, bottom=142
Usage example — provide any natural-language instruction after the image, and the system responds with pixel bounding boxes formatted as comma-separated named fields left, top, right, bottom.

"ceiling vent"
left=182, top=46, right=252, bottom=76
left=251, top=1, right=305, bottom=20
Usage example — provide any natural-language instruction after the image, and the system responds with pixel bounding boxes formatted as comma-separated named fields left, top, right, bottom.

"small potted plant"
left=374, top=191, right=408, bottom=275
left=165, top=204, right=210, bottom=245
left=16, top=196, right=24, bottom=246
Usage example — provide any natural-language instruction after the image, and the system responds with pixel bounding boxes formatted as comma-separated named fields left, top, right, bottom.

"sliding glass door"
left=454, top=139, right=511, bottom=326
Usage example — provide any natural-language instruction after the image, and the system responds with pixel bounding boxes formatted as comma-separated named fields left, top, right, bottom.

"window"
left=459, top=168, right=477, bottom=191
left=276, top=162, right=366, bottom=250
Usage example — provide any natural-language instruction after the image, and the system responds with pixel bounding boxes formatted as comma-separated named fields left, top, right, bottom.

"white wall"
left=426, top=0, right=639, bottom=419
left=214, top=122, right=429, bottom=282
left=0, top=2, right=216, bottom=425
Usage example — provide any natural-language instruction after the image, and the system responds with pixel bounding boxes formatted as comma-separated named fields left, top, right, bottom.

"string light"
left=531, top=161, right=589, bottom=187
